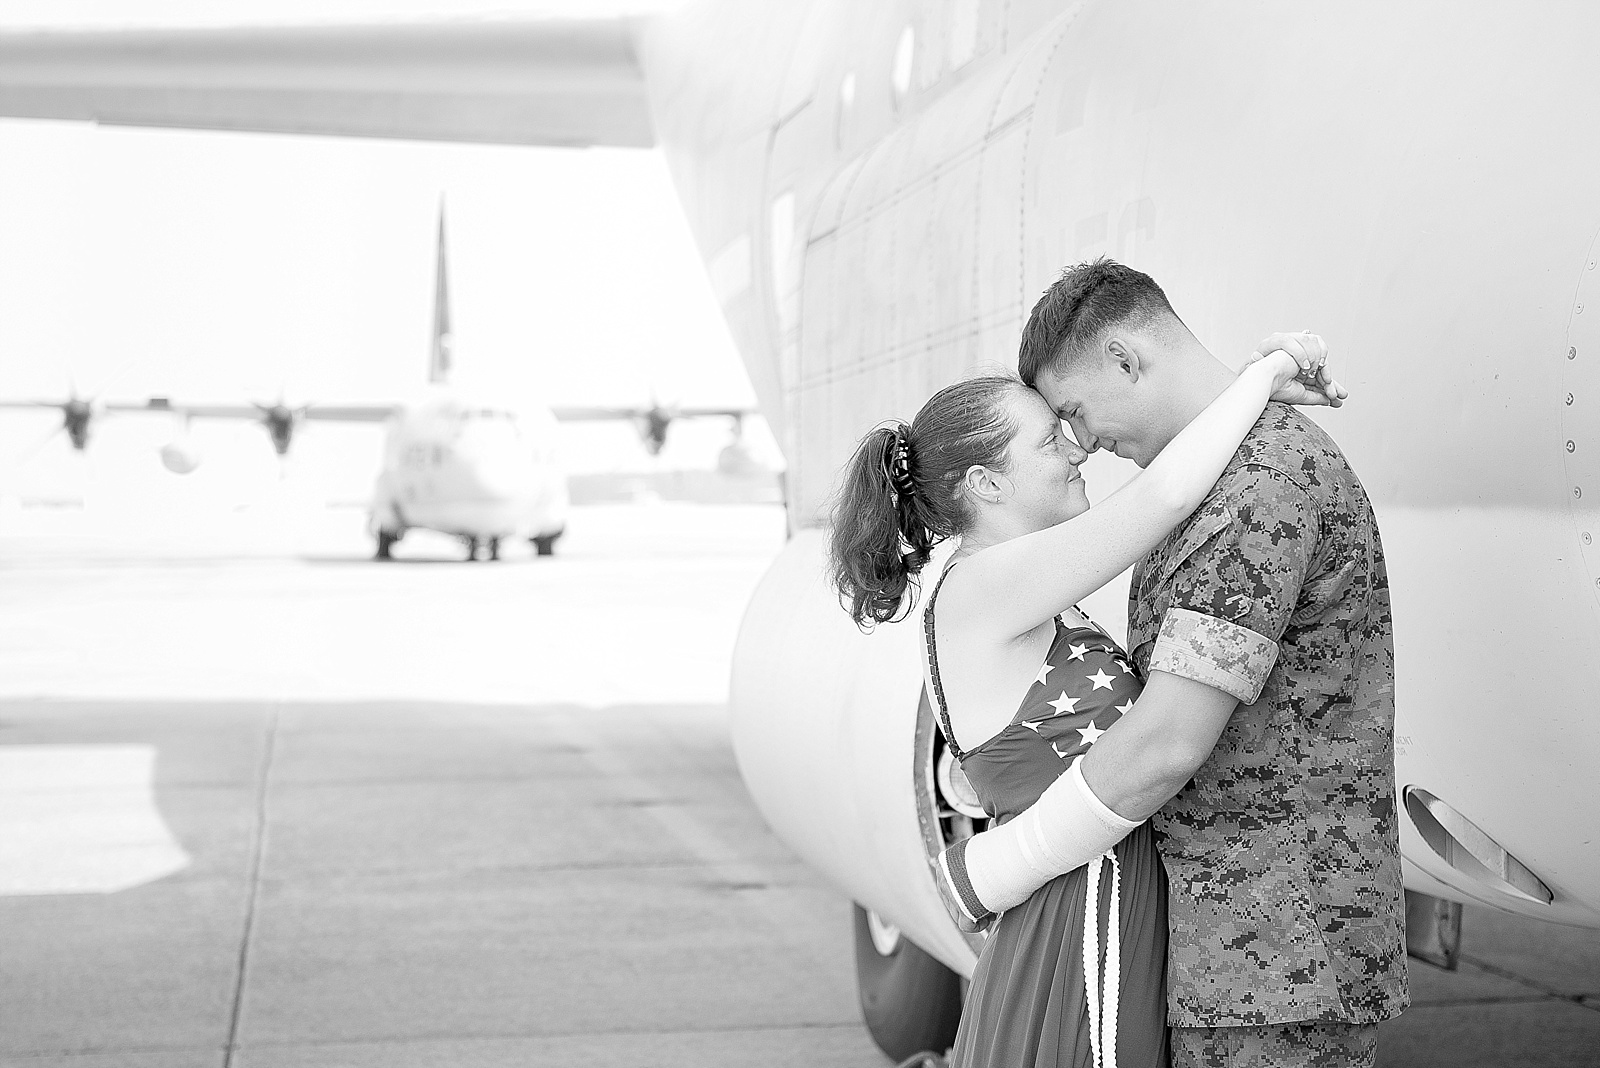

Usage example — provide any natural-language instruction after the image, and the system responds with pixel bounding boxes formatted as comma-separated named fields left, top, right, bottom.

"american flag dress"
left=924, top=567, right=1170, bottom=1068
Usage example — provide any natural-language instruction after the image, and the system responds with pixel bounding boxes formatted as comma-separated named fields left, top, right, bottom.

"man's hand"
left=1246, top=330, right=1347, bottom=407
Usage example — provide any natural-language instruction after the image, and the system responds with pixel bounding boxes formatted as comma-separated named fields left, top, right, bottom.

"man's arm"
left=1078, top=670, right=1238, bottom=822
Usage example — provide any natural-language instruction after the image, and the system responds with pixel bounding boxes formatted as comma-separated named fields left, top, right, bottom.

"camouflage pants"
left=1171, top=1020, right=1378, bottom=1068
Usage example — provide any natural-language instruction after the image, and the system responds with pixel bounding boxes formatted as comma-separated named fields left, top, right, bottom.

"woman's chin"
left=1063, top=481, right=1091, bottom=519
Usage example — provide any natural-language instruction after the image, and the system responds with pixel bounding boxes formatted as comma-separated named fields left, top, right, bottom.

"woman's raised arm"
left=943, top=346, right=1316, bottom=642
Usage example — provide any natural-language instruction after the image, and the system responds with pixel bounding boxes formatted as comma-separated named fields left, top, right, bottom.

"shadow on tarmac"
left=0, top=697, right=885, bottom=1068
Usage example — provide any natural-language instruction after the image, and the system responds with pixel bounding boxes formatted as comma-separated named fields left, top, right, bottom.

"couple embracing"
left=828, top=259, right=1409, bottom=1068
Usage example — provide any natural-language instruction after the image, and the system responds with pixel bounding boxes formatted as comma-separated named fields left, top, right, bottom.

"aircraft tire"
left=851, top=903, right=962, bottom=1062
left=375, top=529, right=398, bottom=561
left=465, top=536, right=480, bottom=561
left=487, top=537, right=501, bottom=561
left=531, top=531, right=561, bottom=556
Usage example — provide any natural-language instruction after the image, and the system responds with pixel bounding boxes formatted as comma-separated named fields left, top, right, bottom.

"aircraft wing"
left=0, top=17, right=653, bottom=148
left=97, top=399, right=398, bottom=422
left=550, top=405, right=753, bottom=421
left=298, top=405, right=399, bottom=423
left=547, top=406, right=641, bottom=422
left=103, top=399, right=258, bottom=418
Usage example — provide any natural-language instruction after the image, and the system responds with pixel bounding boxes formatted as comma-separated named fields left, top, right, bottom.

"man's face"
left=1035, top=357, right=1162, bottom=468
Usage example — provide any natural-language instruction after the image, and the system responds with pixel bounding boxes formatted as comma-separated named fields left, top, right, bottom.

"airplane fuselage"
left=632, top=0, right=1600, bottom=973
left=368, top=389, right=568, bottom=556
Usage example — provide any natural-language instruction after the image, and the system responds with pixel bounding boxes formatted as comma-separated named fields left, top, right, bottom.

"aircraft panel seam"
left=805, top=138, right=990, bottom=246
left=1015, top=22, right=1074, bottom=320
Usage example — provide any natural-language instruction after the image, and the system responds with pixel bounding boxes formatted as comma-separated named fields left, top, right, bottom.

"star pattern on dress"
left=1086, top=668, right=1117, bottom=691
left=1066, top=643, right=1090, bottom=662
left=1077, top=719, right=1106, bottom=745
left=1035, top=662, right=1054, bottom=687
left=1047, top=691, right=1080, bottom=716
left=1019, top=718, right=1044, bottom=733
left=1115, top=699, right=1136, bottom=716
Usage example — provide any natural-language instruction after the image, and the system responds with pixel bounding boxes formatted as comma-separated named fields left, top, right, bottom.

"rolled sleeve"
left=1150, top=607, right=1279, bottom=704
left=1141, top=463, right=1317, bottom=704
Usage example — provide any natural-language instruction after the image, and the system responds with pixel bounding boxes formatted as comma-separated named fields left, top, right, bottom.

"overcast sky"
left=0, top=1, right=767, bottom=506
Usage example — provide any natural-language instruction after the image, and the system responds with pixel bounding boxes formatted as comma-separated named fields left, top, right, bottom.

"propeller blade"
left=9, top=422, right=66, bottom=467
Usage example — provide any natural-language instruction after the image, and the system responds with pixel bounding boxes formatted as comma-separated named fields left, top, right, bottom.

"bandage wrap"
left=932, top=759, right=1139, bottom=920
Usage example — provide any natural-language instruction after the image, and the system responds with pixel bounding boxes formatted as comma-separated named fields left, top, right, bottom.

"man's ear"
left=1105, top=337, right=1143, bottom=383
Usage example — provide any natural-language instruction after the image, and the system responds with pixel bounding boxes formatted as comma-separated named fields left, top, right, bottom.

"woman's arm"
left=942, top=347, right=1311, bottom=642
left=935, top=758, right=1138, bottom=931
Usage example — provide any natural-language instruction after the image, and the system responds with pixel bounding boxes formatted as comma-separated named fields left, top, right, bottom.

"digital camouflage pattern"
left=1127, top=403, right=1408, bottom=1027
left=1150, top=607, right=1279, bottom=706
left=1171, top=1019, right=1378, bottom=1068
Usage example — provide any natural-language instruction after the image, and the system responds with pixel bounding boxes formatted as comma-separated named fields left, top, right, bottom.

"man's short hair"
left=1017, top=257, right=1180, bottom=387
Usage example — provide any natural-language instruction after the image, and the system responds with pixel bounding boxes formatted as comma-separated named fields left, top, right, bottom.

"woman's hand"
left=1243, top=330, right=1347, bottom=407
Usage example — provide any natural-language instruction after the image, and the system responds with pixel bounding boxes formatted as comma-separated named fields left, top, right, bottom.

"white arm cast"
left=963, top=759, right=1140, bottom=913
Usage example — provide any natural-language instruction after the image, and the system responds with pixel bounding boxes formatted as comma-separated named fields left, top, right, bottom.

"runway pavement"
left=1, top=500, right=1596, bottom=1067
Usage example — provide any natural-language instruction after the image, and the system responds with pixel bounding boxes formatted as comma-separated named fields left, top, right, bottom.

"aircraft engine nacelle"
left=159, top=439, right=202, bottom=475
left=62, top=399, right=94, bottom=451
left=260, top=405, right=296, bottom=456
left=729, top=530, right=977, bottom=978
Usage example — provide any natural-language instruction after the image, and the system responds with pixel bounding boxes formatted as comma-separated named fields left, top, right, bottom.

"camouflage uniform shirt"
left=1126, top=403, right=1409, bottom=1028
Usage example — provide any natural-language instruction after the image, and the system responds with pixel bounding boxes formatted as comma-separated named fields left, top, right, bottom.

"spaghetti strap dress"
left=925, top=567, right=1170, bottom=1068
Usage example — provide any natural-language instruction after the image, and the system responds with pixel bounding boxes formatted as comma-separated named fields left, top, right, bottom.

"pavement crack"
left=1458, top=953, right=1600, bottom=1012
left=223, top=704, right=280, bottom=1067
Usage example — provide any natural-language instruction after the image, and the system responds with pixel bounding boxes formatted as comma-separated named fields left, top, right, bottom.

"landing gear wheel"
left=465, top=536, right=480, bottom=561
left=531, top=531, right=561, bottom=556
left=487, top=537, right=501, bottom=561
left=852, top=904, right=962, bottom=1063
left=374, top=529, right=398, bottom=561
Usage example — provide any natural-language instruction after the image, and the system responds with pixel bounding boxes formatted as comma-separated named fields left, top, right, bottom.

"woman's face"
left=996, top=386, right=1091, bottom=528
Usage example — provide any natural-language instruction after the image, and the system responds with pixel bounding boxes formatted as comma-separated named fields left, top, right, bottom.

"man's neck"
left=1151, top=343, right=1241, bottom=454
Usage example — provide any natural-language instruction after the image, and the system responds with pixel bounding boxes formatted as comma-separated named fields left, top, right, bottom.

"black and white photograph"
left=0, top=2, right=1597, bottom=1066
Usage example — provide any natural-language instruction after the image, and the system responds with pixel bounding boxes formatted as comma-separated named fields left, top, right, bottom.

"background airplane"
left=0, top=202, right=756, bottom=561
left=2, top=0, right=1597, bottom=1060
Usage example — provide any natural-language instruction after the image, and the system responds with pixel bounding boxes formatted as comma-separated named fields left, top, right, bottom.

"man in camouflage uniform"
left=1017, top=258, right=1407, bottom=1066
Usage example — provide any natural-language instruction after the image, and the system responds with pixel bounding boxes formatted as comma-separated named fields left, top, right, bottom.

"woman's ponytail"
left=828, top=425, right=932, bottom=627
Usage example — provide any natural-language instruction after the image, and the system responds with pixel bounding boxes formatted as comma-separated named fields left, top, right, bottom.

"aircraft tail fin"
left=429, top=202, right=451, bottom=386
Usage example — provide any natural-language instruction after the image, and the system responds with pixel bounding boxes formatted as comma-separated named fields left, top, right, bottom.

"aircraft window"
left=769, top=191, right=800, bottom=337
left=836, top=71, right=856, bottom=149
left=893, top=26, right=915, bottom=103
left=708, top=234, right=752, bottom=306
left=770, top=191, right=797, bottom=295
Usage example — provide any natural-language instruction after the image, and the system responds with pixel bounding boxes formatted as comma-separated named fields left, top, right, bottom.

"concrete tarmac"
left=0, top=501, right=1596, bottom=1067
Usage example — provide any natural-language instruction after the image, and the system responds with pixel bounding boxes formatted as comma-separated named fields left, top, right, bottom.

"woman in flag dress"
left=827, top=336, right=1340, bottom=1068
